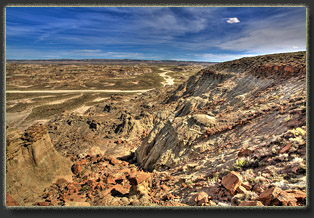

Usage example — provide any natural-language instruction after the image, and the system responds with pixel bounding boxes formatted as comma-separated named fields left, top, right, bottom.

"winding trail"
left=159, top=68, right=175, bottom=86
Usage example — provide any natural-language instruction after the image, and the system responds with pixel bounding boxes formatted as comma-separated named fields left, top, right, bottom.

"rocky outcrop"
left=6, top=123, right=73, bottom=206
left=135, top=52, right=306, bottom=172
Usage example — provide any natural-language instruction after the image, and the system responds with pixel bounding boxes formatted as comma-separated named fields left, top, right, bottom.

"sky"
left=6, top=7, right=306, bottom=62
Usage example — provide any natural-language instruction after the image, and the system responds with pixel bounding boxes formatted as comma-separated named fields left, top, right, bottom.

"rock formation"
left=6, top=123, right=73, bottom=206
left=135, top=52, right=306, bottom=172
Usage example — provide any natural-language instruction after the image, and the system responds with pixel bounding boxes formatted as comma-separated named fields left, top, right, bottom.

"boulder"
left=259, top=187, right=282, bottom=205
left=273, top=191, right=298, bottom=206
left=221, top=171, right=243, bottom=195
left=286, top=190, right=306, bottom=202
left=128, top=171, right=151, bottom=186
left=71, top=163, right=82, bottom=175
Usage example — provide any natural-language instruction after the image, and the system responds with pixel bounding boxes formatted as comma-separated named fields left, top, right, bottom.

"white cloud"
left=292, top=46, right=299, bottom=49
left=225, top=17, right=240, bottom=24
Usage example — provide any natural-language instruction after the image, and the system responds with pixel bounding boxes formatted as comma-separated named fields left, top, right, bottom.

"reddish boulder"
left=221, top=171, right=243, bottom=195
left=286, top=190, right=306, bottom=202
left=71, top=163, right=82, bottom=175
left=128, top=171, right=151, bottom=186
left=273, top=191, right=297, bottom=206
left=259, top=187, right=282, bottom=205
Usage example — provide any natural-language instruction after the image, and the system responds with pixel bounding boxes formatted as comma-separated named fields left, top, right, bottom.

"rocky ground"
left=6, top=51, right=307, bottom=207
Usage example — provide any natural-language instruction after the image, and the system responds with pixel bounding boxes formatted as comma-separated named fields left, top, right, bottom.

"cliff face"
left=135, top=52, right=306, bottom=172
left=6, top=123, right=73, bottom=206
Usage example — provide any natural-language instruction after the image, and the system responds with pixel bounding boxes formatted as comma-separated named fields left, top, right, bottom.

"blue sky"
left=6, top=7, right=306, bottom=62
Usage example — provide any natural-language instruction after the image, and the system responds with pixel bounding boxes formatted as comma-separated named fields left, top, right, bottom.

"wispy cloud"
left=6, top=46, right=160, bottom=60
left=217, top=8, right=306, bottom=53
left=6, top=7, right=306, bottom=61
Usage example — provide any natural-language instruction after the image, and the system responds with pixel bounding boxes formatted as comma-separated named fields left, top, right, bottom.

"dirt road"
left=159, top=68, right=175, bottom=86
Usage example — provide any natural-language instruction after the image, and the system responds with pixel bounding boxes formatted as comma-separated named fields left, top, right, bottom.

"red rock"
left=239, top=201, right=264, bottom=206
left=195, top=191, right=209, bottom=206
left=221, top=171, right=243, bottom=195
left=273, top=191, right=297, bottom=206
left=106, top=174, right=117, bottom=184
left=280, top=143, right=291, bottom=154
left=71, top=163, right=82, bottom=175
left=259, top=187, right=282, bottom=205
left=286, top=190, right=306, bottom=204
left=6, top=194, right=19, bottom=206
left=128, top=171, right=151, bottom=186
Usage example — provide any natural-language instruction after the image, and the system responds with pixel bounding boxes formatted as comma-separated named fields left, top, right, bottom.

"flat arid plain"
left=6, top=52, right=307, bottom=207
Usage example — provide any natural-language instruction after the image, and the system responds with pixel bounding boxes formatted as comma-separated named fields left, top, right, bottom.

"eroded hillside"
left=6, top=52, right=307, bottom=207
